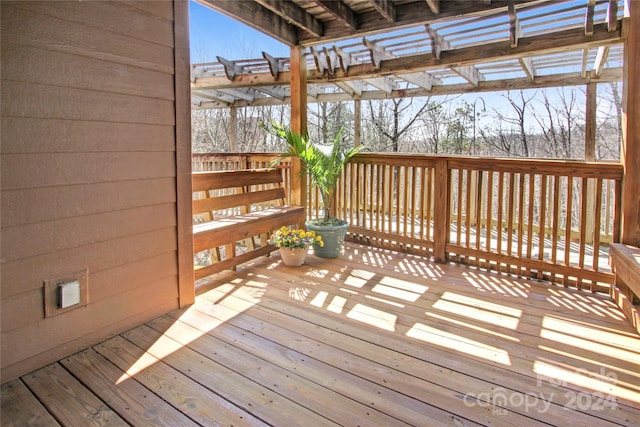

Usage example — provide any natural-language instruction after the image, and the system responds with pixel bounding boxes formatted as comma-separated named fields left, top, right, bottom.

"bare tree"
left=365, top=98, right=430, bottom=152
left=480, top=90, right=535, bottom=157
left=596, top=82, right=622, bottom=160
left=533, top=88, right=583, bottom=159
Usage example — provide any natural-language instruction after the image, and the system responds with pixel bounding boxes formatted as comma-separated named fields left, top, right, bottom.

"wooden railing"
left=192, top=153, right=295, bottom=206
left=193, top=153, right=623, bottom=291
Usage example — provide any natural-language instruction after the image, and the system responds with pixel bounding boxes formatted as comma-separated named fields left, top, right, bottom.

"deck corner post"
left=290, top=45, right=308, bottom=210
left=433, top=158, right=450, bottom=263
left=621, top=0, right=640, bottom=246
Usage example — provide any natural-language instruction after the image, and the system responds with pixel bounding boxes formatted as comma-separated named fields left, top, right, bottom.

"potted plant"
left=268, top=226, right=323, bottom=266
left=264, top=122, right=363, bottom=258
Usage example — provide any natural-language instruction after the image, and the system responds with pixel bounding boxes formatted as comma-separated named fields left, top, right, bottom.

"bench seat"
left=192, top=168, right=304, bottom=280
left=609, top=243, right=640, bottom=334
left=193, top=205, right=305, bottom=253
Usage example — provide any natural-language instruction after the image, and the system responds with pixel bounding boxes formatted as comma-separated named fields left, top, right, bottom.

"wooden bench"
left=609, top=243, right=640, bottom=334
left=192, top=168, right=305, bottom=280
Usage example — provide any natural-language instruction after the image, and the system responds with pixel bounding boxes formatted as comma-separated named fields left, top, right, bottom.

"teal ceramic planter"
left=306, top=220, right=349, bottom=259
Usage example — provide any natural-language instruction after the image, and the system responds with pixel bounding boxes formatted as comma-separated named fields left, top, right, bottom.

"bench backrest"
left=192, top=169, right=287, bottom=221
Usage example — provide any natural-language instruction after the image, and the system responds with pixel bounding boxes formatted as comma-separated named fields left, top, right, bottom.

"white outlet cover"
left=60, top=280, right=81, bottom=308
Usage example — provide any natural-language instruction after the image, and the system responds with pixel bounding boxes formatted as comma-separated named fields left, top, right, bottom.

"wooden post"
left=585, top=82, right=597, bottom=244
left=621, top=1, right=640, bottom=246
left=174, top=0, right=195, bottom=307
left=433, top=158, right=450, bottom=263
left=229, top=106, right=237, bottom=152
left=290, top=45, right=307, bottom=208
left=354, top=99, right=362, bottom=147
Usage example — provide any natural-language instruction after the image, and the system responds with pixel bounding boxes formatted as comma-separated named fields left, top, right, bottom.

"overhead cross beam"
left=193, top=68, right=623, bottom=109
left=315, top=0, right=357, bottom=31
left=254, top=0, right=323, bottom=37
left=199, top=0, right=298, bottom=45
left=367, top=0, right=396, bottom=22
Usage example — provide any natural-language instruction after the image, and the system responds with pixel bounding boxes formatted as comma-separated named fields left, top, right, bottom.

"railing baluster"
left=564, top=176, right=574, bottom=286
left=517, top=173, right=525, bottom=263
left=538, top=174, right=548, bottom=280
left=579, top=177, right=589, bottom=290
left=496, top=171, right=504, bottom=259
left=424, top=166, right=432, bottom=243
left=592, top=178, right=603, bottom=291
left=551, top=175, right=560, bottom=269
left=456, top=169, right=463, bottom=246
left=507, top=172, right=515, bottom=258
left=465, top=169, right=472, bottom=250
left=486, top=171, right=494, bottom=255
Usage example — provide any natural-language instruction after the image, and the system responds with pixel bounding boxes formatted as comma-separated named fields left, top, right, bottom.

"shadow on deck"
left=3, top=243, right=639, bottom=426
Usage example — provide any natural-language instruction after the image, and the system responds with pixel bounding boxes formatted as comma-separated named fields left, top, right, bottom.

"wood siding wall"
left=1, top=0, right=191, bottom=382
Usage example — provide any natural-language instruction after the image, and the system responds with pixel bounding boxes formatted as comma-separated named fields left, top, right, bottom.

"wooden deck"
left=3, top=243, right=640, bottom=426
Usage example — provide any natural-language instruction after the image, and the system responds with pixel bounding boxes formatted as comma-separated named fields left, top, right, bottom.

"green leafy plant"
left=268, top=227, right=323, bottom=248
left=264, top=122, right=363, bottom=223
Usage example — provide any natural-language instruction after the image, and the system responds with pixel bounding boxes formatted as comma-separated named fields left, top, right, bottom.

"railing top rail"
left=447, top=157, right=623, bottom=179
left=193, top=153, right=623, bottom=180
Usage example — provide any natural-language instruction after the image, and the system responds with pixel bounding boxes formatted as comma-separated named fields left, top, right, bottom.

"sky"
left=190, top=1, right=290, bottom=63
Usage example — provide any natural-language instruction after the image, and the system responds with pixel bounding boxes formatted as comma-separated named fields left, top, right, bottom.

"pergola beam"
left=193, top=68, right=622, bottom=109
left=193, top=20, right=624, bottom=91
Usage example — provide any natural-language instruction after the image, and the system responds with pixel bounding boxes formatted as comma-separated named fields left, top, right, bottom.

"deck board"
left=59, top=348, right=198, bottom=426
left=3, top=243, right=640, bottom=426
left=21, top=363, right=126, bottom=426
left=0, top=379, right=60, bottom=427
